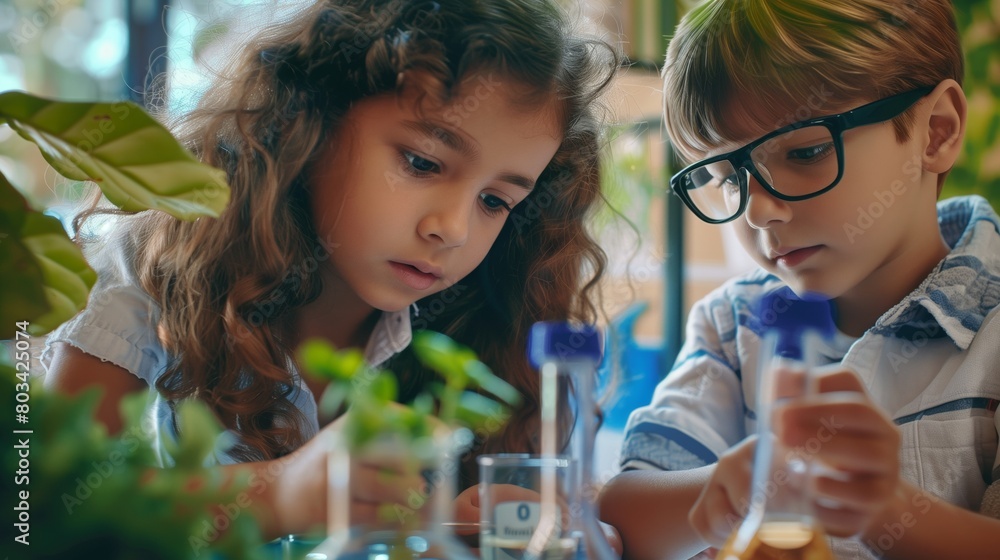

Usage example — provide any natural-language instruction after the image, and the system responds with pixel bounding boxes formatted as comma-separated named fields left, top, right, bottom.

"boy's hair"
left=663, top=0, right=963, bottom=163
left=119, top=0, right=617, bottom=469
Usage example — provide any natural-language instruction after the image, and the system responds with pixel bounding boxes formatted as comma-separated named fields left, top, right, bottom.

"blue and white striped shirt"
left=621, top=195, right=1000, bottom=558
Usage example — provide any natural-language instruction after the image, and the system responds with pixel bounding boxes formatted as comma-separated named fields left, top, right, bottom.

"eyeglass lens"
left=681, top=125, right=838, bottom=221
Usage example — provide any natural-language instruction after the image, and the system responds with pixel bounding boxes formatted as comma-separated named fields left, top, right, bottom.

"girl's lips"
left=389, top=261, right=438, bottom=290
left=775, top=246, right=822, bottom=268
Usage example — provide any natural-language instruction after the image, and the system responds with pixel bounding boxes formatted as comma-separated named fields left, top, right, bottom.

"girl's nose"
left=417, top=196, right=471, bottom=247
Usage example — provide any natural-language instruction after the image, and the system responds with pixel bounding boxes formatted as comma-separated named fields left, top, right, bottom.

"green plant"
left=0, top=369, right=265, bottom=559
left=0, top=91, right=255, bottom=559
left=297, top=331, right=520, bottom=559
left=948, top=0, right=1000, bottom=209
left=0, top=91, right=229, bottom=337
left=298, top=330, right=521, bottom=452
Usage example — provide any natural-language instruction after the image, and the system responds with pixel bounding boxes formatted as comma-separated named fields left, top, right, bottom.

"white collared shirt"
left=41, top=227, right=413, bottom=466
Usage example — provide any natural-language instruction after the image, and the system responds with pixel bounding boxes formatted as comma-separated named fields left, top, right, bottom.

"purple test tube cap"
left=528, top=321, right=603, bottom=369
left=755, top=287, right=837, bottom=362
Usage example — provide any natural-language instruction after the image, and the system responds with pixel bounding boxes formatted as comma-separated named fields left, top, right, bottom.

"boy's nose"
left=743, top=170, right=792, bottom=229
left=417, top=196, right=471, bottom=247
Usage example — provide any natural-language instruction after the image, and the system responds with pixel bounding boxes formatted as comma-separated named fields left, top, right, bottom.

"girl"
left=42, top=0, right=618, bottom=540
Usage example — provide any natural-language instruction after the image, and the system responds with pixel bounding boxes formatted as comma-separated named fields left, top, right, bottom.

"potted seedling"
left=298, top=330, right=521, bottom=560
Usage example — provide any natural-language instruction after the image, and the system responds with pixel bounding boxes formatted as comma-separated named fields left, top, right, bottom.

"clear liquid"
left=716, top=521, right=833, bottom=560
left=480, top=533, right=579, bottom=560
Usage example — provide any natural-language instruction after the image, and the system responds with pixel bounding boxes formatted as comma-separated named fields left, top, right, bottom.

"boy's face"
left=309, top=73, right=562, bottom=314
left=715, top=96, right=938, bottom=302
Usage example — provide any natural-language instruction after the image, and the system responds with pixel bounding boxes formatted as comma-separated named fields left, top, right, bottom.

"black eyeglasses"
left=669, top=86, right=935, bottom=224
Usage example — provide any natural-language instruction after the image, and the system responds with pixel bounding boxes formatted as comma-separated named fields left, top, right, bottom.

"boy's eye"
left=479, top=193, right=513, bottom=216
left=403, top=151, right=439, bottom=174
left=709, top=174, right=738, bottom=192
left=787, top=143, right=834, bottom=163
left=725, top=175, right=740, bottom=191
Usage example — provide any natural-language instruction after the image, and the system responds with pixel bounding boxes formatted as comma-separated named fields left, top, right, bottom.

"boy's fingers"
left=812, top=501, right=871, bottom=537
left=777, top=396, right=898, bottom=441
left=812, top=473, right=897, bottom=511
left=690, top=484, right=740, bottom=546
left=804, top=435, right=899, bottom=475
left=814, top=368, right=867, bottom=394
left=691, top=440, right=755, bottom=546
left=772, top=366, right=807, bottom=399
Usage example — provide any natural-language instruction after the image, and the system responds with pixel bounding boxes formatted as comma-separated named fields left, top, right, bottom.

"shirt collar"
left=878, top=195, right=1000, bottom=349
left=364, top=308, right=413, bottom=367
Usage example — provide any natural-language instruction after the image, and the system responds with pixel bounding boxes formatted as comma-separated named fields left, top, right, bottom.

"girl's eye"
left=479, top=193, right=513, bottom=216
left=402, top=151, right=439, bottom=175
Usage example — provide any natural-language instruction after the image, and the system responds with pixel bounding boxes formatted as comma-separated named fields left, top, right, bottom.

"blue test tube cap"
left=528, top=321, right=603, bottom=369
left=754, top=287, right=837, bottom=361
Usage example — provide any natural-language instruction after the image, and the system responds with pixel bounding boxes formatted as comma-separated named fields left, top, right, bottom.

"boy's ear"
left=921, top=79, right=966, bottom=174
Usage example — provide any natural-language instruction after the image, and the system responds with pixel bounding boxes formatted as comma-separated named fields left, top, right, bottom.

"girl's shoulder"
left=41, top=218, right=167, bottom=385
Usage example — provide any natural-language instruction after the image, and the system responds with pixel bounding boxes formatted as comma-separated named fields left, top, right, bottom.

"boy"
left=598, top=1, right=1000, bottom=559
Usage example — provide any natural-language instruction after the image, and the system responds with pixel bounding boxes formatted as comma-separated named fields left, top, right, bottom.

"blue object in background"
left=597, top=302, right=665, bottom=431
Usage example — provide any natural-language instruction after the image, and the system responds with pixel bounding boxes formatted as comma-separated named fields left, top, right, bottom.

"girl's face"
left=310, top=74, right=562, bottom=313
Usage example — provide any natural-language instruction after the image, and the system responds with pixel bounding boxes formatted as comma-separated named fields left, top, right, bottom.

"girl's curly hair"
left=103, top=0, right=617, bottom=481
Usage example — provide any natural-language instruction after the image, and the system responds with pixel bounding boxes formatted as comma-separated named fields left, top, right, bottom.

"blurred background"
left=2, top=0, right=998, bottom=478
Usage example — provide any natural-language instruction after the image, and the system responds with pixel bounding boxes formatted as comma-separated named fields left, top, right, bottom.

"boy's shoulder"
left=876, top=195, right=1000, bottom=347
left=687, top=268, right=783, bottom=335
left=698, top=268, right=781, bottom=309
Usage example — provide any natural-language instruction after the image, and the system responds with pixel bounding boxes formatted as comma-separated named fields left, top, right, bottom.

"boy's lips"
left=388, top=260, right=442, bottom=290
left=770, top=245, right=822, bottom=268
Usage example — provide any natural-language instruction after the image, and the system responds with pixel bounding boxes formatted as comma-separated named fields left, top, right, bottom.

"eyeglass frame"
left=669, top=85, right=936, bottom=225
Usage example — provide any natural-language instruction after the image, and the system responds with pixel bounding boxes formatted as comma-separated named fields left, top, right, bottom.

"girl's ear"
left=921, top=79, right=967, bottom=175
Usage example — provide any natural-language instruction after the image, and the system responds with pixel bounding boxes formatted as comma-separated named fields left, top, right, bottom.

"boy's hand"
left=689, top=368, right=902, bottom=546
left=777, top=369, right=901, bottom=537
left=688, top=435, right=757, bottom=546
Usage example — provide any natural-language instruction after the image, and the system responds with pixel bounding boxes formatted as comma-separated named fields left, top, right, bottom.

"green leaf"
left=397, top=405, right=431, bottom=439
left=412, top=330, right=469, bottom=385
left=0, top=173, right=95, bottom=337
left=454, top=391, right=510, bottom=432
left=0, top=91, right=230, bottom=220
left=464, top=359, right=522, bottom=406
left=319, top=383, right=350, bottom=418
left=0, top=180, right=49, bottom=338
left=166, top=399, right=225, bottom=469
left=20, top=212, right=97, bottom=336
left=367, top=371, right=399, bottom=403
left=298, top=338, right=366, bottom=382
left=411, top=393, right=434, bottom=418
left=296, top=331, right=515, bottom=453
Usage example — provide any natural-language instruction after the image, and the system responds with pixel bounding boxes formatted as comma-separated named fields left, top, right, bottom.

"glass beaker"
left=717, top=288, right=835, bottom=560
left=311, top=426, right=477, bottom=560
left=478, top=454, right=576, bottom=559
